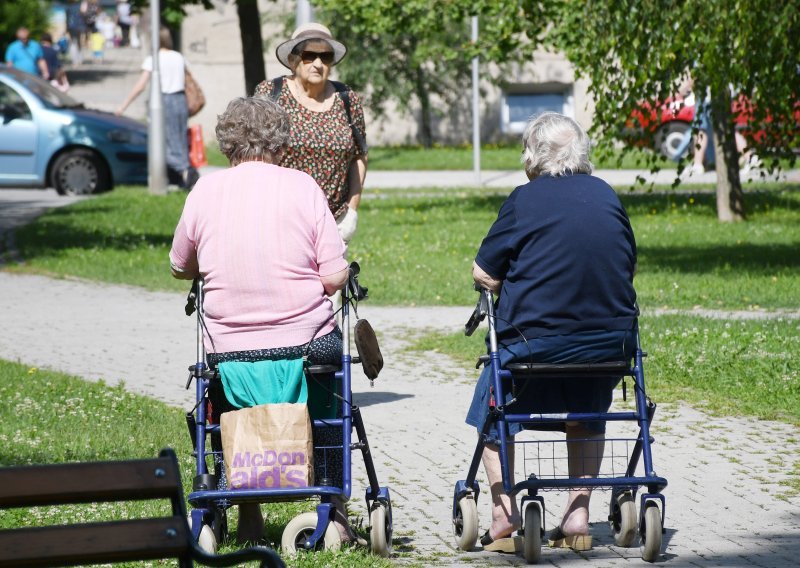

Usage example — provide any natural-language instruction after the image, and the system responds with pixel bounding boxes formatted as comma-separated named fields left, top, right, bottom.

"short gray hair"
left=215, top=97, right=290, bottom=166
left=521, top=112, right=593, bottom=178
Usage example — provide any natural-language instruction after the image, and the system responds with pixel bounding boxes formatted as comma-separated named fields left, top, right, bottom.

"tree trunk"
left=710, top=86, right=746, bottom=222
left=236, top=0, right=266, bottom=96
left=414, top=67, right=433, bottom=147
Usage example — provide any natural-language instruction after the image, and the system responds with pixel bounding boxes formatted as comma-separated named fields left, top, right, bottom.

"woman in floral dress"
left=255, top=23, right=367, bottom=247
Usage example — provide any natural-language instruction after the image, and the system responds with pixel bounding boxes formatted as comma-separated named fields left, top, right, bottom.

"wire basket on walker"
left=183, top=262, right=392, bottom=557
left=452, top=287, right=668, bottom=563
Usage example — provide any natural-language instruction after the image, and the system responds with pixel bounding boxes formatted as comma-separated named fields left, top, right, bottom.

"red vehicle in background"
left=623, top=93, right=799, bottom=163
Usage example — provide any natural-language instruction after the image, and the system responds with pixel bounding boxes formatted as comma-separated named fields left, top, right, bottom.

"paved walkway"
left=1, top=272, right=799, bottom=566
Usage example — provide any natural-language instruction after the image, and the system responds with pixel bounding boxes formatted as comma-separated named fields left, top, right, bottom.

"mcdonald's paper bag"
left=220, top=403, right=314, bottom=489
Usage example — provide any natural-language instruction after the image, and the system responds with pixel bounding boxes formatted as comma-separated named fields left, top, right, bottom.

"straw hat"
left=275, top=23, right=347, bottom=69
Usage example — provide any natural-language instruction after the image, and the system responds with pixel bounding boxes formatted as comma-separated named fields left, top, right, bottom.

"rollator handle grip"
left=464, top=287, right=490, bottom=336
left=184, top=279, right=199, bottom=316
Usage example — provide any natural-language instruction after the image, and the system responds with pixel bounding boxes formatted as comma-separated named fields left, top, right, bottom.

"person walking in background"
left=65, top=0, right=87, bottom=65
left=39, top=33, right=70, bottom=92
left=116, top=0, right=133, bottom=47
left=116, top=27, right=198, bottom=190
left=254, top=23, right=367, bottom=249
left=4, top=27, right=49, bottom=79
left=82, top=0, right=100, bottom=47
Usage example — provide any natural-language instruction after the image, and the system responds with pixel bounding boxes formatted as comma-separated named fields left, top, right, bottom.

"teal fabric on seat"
left=218, top=358, right=306, bottom=409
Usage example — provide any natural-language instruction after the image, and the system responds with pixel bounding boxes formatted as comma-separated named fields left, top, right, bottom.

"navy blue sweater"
left=475, top=174, right=638, bottom=343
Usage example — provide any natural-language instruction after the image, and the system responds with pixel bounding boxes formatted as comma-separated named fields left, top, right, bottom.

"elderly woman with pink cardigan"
left=169, top=96, right=353, bottom=543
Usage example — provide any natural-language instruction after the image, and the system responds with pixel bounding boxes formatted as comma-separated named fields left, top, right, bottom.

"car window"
left=0, top=83, right=32, bottom=120
left=12, top=72, right=82, bottom=109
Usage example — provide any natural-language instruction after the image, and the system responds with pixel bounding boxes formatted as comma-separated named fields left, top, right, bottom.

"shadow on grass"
left=15, top=204, right=174, bottom=255
left=638, top=242, right=800, bottom=273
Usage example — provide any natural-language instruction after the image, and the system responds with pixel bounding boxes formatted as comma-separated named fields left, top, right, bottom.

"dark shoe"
left=480, top=529, right=522, bottom=553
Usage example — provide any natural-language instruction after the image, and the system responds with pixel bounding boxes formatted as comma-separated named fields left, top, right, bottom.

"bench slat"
left=0, top=517, right=188, bottom=567
left=0, top=457, right=180, bottom=507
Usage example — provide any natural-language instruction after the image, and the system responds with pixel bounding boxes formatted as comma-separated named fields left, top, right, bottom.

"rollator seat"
left=506, top=361, right=631, bottom=376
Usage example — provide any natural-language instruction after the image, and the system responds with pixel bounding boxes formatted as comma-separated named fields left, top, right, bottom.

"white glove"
left=337, top=208, right=358, bottom=244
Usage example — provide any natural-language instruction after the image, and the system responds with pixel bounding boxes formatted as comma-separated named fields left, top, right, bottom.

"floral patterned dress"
left=254, top=78, right=368, bottom=219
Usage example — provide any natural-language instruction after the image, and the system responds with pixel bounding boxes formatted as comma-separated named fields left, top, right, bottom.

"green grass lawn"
left=205, top=143, right=673, bottom=171
left=411, top=314, right=800, bottom=426
left=9, top=183, right=800, bottom=311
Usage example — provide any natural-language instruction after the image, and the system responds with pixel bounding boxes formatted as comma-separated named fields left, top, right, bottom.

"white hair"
left=521, top=112, right=593, bottom=178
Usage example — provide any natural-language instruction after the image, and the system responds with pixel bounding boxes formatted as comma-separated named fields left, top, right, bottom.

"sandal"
left=480, top=529, right=522, bottom=553
left=547, top=527, right=592, bottom=551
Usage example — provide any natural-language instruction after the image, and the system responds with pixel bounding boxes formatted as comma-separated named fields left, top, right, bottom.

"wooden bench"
left=0, top=448, right=284, bottom=568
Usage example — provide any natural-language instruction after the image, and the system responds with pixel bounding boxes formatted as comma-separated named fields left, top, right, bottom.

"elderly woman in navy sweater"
left=466, top=112, right=639, bottom=553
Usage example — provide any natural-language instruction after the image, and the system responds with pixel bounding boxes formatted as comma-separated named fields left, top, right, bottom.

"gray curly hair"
left=215, top=97, right=290, bottom=166
left=521, top=112, right=593, bottom=179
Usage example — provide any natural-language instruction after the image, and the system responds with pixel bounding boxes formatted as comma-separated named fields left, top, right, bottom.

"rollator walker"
left=183, top=263, right=392, bottom=557
left=452, top=288, right=668, bottom=563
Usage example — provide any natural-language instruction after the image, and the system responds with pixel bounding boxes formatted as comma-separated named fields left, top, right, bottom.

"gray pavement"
left=1, top=41, right=799, bottom=567
left=1, top=272, right=799, bottom=566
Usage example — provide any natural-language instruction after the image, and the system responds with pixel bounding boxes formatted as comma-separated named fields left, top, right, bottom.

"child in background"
left=90, top=27, right=105, bottom=62
left=96, top=12, right=117, bottom=49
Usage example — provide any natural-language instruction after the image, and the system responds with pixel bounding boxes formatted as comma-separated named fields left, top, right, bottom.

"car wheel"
left=654, top=121, right=691, bottom=160
left=51, top=149, right=110, bottom=196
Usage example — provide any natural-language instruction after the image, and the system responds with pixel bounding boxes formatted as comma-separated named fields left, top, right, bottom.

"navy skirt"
left=465, top=328, right=635, bottom=442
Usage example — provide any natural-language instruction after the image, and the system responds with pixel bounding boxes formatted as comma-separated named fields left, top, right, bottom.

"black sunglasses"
left=300, top=50, right=335, bottom=65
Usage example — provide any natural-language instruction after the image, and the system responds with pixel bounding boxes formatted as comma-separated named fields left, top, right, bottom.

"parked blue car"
left=0, top=66, right=147, bottom=195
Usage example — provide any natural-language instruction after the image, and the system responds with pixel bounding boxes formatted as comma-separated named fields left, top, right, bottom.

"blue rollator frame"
left=452, top=288, right=668, bottom=563
left=184, top=264, right=392, bottom=557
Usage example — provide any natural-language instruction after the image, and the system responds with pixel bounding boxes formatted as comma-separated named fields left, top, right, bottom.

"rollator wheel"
left=453, top=495, right=479, bottom=551
left=281, top=512, right=341, bottom=555
left=522, top=504, right=542, bottom=564
left=640, top=504, right=663, bottom=562
left=187, top=515, right=218, bottom=554
left=369, top=502, right=392, bottom=557
left=610, top=491, right=637, bottom=547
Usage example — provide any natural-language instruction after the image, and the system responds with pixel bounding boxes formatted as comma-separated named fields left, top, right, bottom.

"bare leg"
left=482, top=442, right=521, bottom=539
left=236, top=502, right=264, bottom=543
left=558, top=423, right=604, bottom=536
left=692, top=130, right=708, bottom=173
left=331, top=496, right=366, bottom=544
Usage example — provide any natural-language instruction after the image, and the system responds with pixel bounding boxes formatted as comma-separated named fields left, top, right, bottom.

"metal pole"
left=471, top=16, right=481, bottom=186
left=296, top=0, right=315, bottom=26
left=148, top=0, right=167, bottom=195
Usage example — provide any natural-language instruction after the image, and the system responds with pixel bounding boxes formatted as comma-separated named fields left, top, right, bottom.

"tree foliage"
left=544, top=0, right=800, bottom=221
left=0, top=0, right=49, bottom=50
left=314, top=0, right=553, bottom=146
left=130, top=0, right=212, bottom=27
